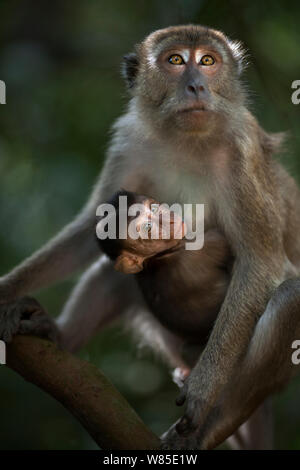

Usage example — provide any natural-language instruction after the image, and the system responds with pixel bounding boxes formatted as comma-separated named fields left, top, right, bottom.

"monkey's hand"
left=0, top=296, right=59, bottom=343
left=162, top=369, right=212, bottom=449
left=160, top=419, right=199, bottom=450
left=175, top=369, right=207, bottom=436
left=160, top=369, right=210, bottom=450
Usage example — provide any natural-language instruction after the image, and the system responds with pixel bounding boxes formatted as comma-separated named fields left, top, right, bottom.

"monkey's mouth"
left=177, top=104, right=207, bottom=113
left=174, top=103, right=212, bottom=132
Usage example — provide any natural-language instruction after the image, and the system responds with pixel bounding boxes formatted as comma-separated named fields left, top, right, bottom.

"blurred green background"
left=0, top=0, right=300, bottom=450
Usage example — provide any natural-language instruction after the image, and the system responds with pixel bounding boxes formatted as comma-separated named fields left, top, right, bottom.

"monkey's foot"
left=0, top=296, right=59, bottom=343
left=172, top=367, right=190, bottom=388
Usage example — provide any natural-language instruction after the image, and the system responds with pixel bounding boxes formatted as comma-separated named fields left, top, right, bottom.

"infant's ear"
left=114, top=253, right=144, bottom=274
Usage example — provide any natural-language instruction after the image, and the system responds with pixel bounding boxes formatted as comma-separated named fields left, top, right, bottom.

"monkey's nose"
left=187, top=83, right=205, bottom=95
left=186, top=82, right=206, bottom=98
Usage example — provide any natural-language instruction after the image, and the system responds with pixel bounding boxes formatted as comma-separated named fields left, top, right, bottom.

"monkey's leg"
left=162, top=278, right=300, bottom=450
left=56, top=256, right=141, bottom=352
left=128, top=308, right=189, bottom=372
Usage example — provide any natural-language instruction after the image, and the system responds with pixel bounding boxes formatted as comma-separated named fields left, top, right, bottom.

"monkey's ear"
left=227, top=40, right=248, bottom=75
left=114, top=253, right=144, bottom=274
left=122, top=53, right=139, bottom=88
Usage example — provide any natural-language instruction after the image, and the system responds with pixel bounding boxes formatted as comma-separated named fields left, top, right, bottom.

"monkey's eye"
left=168, top=54, right=184, bottom=65
left=200, top=55, right=215, bottom=66
left=142, top=221, right=152, bottom=233
left=151, top=204, right=159, bottom=214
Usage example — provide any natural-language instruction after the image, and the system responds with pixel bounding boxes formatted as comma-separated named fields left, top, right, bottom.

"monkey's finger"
left=175, top=416, right=190, bottom=435
left=19, top=316, right=58, bottom=342
left=18, top=297, right=45, bottom=317
left=175, top=388, right=187, bottom=406
left=1, top=329, right=13, bottom=343
left=19, top=317, right=48, bottom=335
left=176, top=400, right=202, bottom=435
left=161, top=422, right=193, bottom=450
left=176, top=415, right=199, bottom=436
left=0, top=304, right=22, bottom=342
left=160, top=442, right=171, bottom=450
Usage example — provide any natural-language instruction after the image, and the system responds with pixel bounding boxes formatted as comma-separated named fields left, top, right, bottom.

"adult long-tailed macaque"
left=0, top=25, right=300, bottom=450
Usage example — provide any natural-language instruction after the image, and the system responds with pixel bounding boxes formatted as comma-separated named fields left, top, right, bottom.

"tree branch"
left=6, top=335, right=161, bottom=450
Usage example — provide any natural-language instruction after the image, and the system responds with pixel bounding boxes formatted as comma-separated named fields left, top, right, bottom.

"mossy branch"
left=6, top=335, right=160, bottom=450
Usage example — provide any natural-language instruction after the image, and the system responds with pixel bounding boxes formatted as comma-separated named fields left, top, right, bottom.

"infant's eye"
left=168, top=54, right=184, bottom=65
left=200, top=55, right=215, bottom=66
left=143, top=221, right=152, bottom=233
left=151, top=204, right=159, bottom=214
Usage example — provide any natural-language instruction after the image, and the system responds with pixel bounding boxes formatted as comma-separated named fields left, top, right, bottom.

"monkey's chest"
left=145, top=160, right=214, bottom=225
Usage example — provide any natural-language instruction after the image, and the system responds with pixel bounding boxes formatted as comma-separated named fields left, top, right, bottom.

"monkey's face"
left=123, top=25, right=246, bottom=134
left=114, top=198, right=186, bottom=274
left=128, top=198, right=185, bottom=254
left=153, top=44, right=224, bottom=133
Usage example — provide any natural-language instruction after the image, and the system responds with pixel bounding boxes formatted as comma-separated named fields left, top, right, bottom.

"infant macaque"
left=97, top=190, right=232, bottom=380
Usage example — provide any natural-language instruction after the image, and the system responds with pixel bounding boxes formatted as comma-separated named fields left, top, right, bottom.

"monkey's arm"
left=174, top=183, right=287, bottom=437
left=176, top=257, right=282, bottom=431
left=0, top=154, right=124, bottom=304
left=0, top=207, right=101, bottom=342
left=0, top=149, right=148, bottom=342
left=0, top=185, right=104, bottom=342
left=56, top=257, right=138, bottom=352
